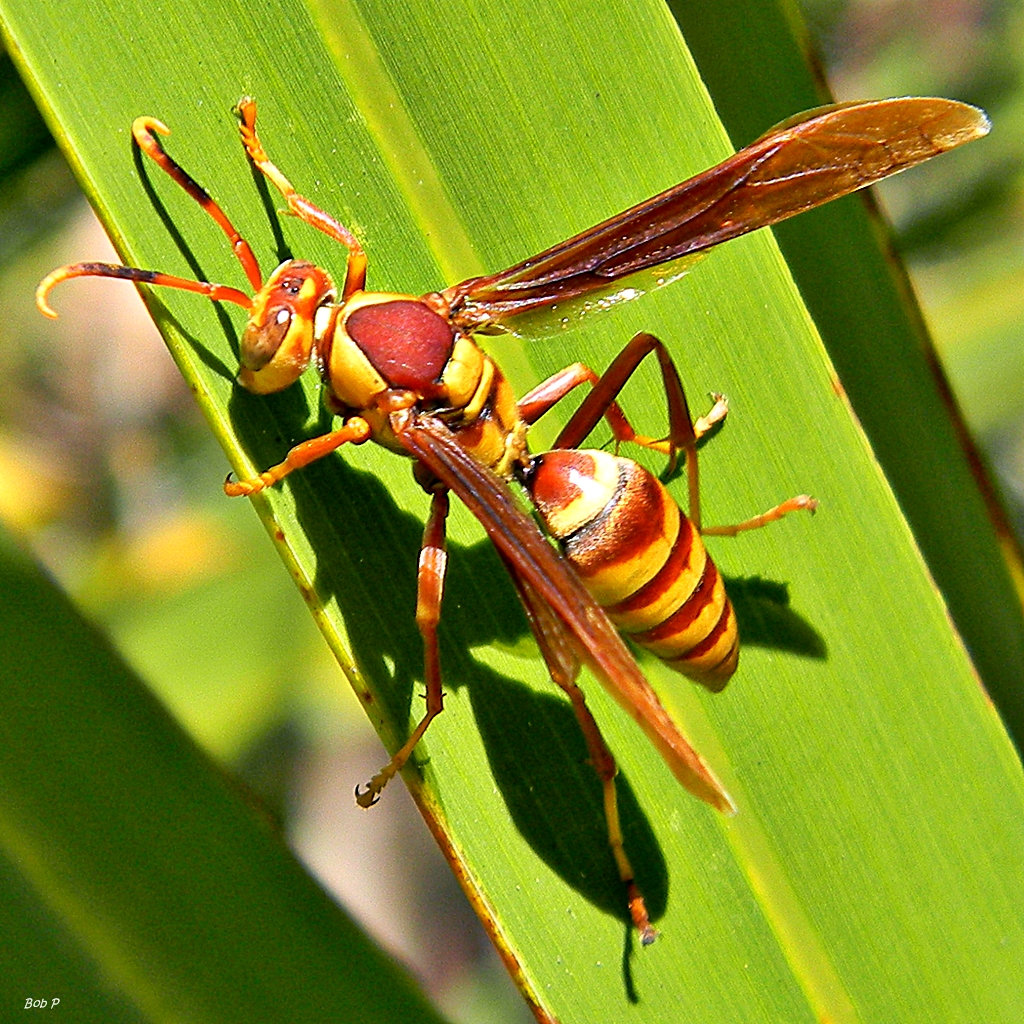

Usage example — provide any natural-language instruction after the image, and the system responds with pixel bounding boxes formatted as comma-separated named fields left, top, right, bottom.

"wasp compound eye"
left=241, top=306, right=292, bottom=371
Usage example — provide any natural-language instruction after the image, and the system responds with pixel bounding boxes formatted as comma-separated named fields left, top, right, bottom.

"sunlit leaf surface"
left=1, top=0, right=1023, bottom=1021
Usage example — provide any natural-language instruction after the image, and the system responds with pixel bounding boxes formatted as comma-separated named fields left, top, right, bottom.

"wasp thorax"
left=343, top=296, right=454, bottom=395
left=322, top=292, right=456, bottom=412
left=237, top=260, right=335, bottom=395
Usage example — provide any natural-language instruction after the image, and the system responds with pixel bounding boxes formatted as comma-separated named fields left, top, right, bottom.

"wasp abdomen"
left=528, top=448, right=738, bottom=690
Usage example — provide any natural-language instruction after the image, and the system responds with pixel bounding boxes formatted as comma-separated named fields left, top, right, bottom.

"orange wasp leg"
left=356, top=488, right=450, bottom=807
left=518, top=363, right=637, bottom=441
left=519, top=348, right=727, bottom=472
left=223, top=417, right=372, bottom=496
left=553, top=332, right=692, bottom=456
left=564, top=671, right=656, bottom=945
left=497, top=557, right=656, bottom=943
left=235, top=97, right=368, bottom=299
left=536, top=333, right=812, bottom=538
left=702, top=495, right=818, bottom=536
left=132, top=116, right=264, bottom=292
left=544, top=332, right=706, bottom=528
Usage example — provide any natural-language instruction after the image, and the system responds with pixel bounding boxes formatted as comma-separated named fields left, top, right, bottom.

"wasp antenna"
left=132, top=114, right=263, bottom=291
left=36, top=268, right=70, bottom=318
left=132, top=115, right=171, bottom=144
left=36, top=261, right=254, bottom=319
left=35, top=263, right=157, bottom=318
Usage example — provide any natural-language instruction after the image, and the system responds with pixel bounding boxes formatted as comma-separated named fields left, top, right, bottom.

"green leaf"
left=2, top=1, right=1024, bottom=1023
left=0, top=524, right=448, bottom=1023
left=671, top=0, right=1024, bottom=750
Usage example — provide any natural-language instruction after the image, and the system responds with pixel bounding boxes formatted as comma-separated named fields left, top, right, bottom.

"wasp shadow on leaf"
left=143, top=294, right=237, bottom=383
left=178, top=167, right=787, bottom=979
left=725, top=575, right=826, bottom=660
left=468, top=661, right=668, bottom=926
left=222, top=368, right=821, bottom=961
left=225, top=387, right=433, bottom=732
left=130, top=131, right=671, bottom=945
left=224, top=383, right=669, bottom=950
left=211, top=326, right=818, bottom=961
left=243, top=150, right=293, bottom=267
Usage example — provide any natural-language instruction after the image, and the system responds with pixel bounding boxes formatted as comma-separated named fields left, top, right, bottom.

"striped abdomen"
left=525, top=448, right=738, bottom=690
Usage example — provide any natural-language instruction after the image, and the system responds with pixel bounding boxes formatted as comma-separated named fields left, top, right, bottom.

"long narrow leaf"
left=2, top=1, right=1023, bottom=1022
left=0, top=524, right=448, bottom=1023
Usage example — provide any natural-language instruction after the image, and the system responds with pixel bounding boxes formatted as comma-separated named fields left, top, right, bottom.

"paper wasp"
left=38, top=96, right=988, bottom=942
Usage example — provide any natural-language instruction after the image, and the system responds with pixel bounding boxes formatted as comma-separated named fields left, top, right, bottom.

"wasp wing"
left=395, top=411, right=734, bottom=814
left=495, top=546, right=583, bottom=691
left=443, top=97, right=988, bottom=325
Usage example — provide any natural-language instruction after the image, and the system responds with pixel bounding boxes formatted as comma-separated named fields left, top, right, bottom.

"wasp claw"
left=354, top=783, right=381, bottom=809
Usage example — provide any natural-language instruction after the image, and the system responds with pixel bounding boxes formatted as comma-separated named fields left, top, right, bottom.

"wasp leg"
left=523, top=360, right=730, bottom=450
left=357, top=488, right=450, bottom=807
left=703, top=495, right=818, bottom=537
left=498, top=556, right=656, bottom=944
left=533, top=332, right=702, bottom=527
left=692, top=393, right=729, bottom=442
left=562, top=671, right=657, bottom=945
left=549, top=332, right=696, bottom=485
left=235, top=97, right=367, bottom=298
left=518, top=362, right=637, bottom=442
left=223, top=417, right=372, bottom=496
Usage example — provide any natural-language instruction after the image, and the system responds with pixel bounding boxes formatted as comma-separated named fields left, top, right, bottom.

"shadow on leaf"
left=225, top=386, right=669, bottom=940
left=726, top=575, right=826, bottom=659
left=468, top=663, right=668, bottom=926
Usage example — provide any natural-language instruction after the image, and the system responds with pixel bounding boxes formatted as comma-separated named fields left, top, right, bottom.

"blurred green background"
left=1, top=1, right=1021, bottom=1021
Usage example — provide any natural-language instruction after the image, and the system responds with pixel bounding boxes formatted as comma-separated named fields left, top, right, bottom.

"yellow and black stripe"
left=526, top=447, right=737, bottom=690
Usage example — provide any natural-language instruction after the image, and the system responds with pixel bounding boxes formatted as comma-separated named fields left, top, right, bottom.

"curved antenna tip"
left=35, top=273, right=62, bottom=319
left=132, top=115, right=170, bottom=142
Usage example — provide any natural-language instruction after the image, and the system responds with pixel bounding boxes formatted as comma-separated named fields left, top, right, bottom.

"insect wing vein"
left=446, top=97, right=988, bottom=324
